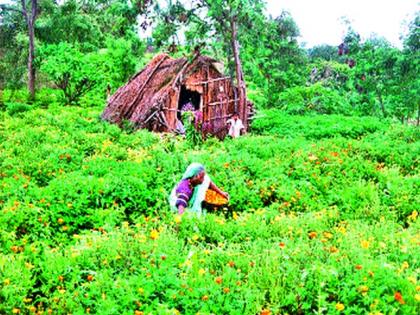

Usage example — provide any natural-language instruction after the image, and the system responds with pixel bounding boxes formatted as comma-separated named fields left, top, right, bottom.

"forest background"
left=0, top=0, right=418, bottom=123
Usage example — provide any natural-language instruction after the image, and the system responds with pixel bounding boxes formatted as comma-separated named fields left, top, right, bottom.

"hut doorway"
left=178, top=85, right=201, bottom=119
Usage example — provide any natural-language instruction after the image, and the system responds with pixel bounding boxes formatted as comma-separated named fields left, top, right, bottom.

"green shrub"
left=5, top=102, right=32, bottom=116
left=277, top=83, right=353, bottom=115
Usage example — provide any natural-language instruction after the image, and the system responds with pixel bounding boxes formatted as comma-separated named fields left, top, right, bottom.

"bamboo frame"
left=190, top=76, right=231, bottom=86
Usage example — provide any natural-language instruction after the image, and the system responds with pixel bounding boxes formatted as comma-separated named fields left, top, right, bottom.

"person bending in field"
left=169, top=163, right=228, bottom=216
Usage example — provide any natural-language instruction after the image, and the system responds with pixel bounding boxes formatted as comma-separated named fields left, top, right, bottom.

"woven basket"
left=204, top=189, right=228, bottom=206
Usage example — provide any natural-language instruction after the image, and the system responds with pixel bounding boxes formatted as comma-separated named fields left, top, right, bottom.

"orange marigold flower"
left=308, top=231, right=317, bottom=239
left=215, top=277, right=222, bottom=284
left=201, top=295, right=209, bottom=301
left=355, top=264, right=363, bottom=270
left=87, top=275, right=94, bottom=282
left=329, top=246, right=339, bottom=253
left=228, top=261, right=235, bottom=267
left=260, top=309, right=271, bottom=315
left=223, top=287, right=230, bottom=294
left=279, top=242, right=285, bottom=248
left=394, top=291, right=405, bottom=304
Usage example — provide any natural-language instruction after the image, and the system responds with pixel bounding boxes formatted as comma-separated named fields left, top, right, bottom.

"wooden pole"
left=230, top=17, right=247, bottom=129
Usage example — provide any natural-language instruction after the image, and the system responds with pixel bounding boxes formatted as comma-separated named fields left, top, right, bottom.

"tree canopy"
left=0, top=0, right=418, bottom=123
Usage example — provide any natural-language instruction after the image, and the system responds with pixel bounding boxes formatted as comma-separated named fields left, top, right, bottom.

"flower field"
left=0, top=105, right=419, bottom=314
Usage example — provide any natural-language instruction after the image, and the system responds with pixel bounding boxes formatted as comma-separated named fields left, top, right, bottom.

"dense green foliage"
left=0, top=1, right=419, bottom=314
left=0, top=105, right=419, bottom=314
left=1, top=1, right=418, bottom=122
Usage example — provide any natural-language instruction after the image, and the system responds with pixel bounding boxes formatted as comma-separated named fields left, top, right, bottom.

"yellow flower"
left=337, top=226, right=347, bottom=234
left=232, top=212, right=239, bottom=220
left=335, top=303, right=345, bottom=311
left=192, top=234, right=199, bottom=241
left=360, top=240, right=370, bottom=249
left=25, top=262, right=34, bottom=269
left=323, top=232, right=333, bottom=239
left=415, top=294, right=420, bottom=301
left=359, top=285, right=369, bottom=296
left=150, top=229, right=159, bottom=240
left=401, top=261, right=409, bottom=270
left=408, top=210, right=418, bottom=221
left=198, top=268, right=206, bottom=276
left=174, top=215, right=182, bottom=224
left=183, top=259, right=192, bottom=267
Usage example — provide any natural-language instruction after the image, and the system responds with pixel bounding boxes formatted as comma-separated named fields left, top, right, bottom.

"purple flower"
left=181, top=102, right=195, bottom=112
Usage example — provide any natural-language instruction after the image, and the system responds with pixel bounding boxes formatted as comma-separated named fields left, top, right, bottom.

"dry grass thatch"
left=102, top=53, right=252, bottom=137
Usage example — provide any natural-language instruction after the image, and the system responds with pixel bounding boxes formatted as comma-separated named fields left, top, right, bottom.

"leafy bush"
left=251, top=109, right=388, bottom=139
left=38, top=38, right=139, bottom=106
left=38, top=43, right=105, bottom=105
left=277, top=83, right=353, bottom=115
left=5, top=102, right=31, bottom=116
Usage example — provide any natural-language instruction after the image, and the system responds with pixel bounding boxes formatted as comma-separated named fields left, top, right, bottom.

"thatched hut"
left=101, top=53, right=252, bottom=138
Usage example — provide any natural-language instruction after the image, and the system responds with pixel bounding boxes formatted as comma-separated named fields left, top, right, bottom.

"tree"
left=151, top=0, right=267, bottom=126
left=402, top=12, right=420, bottom=124
left=39, top=43, right=104, bottom=104
left=0, top=0, right=38, bottom=100
left=403, top=11, right=420, bottom=53
left=0, top=5, right=27, bottom=92
left=240, top=11, right=307, bottom=108
left=308, top=45, right=340, bottom=61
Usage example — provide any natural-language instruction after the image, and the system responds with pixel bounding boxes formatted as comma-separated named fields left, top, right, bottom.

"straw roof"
left=101, top=53, right=223, bottom=129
